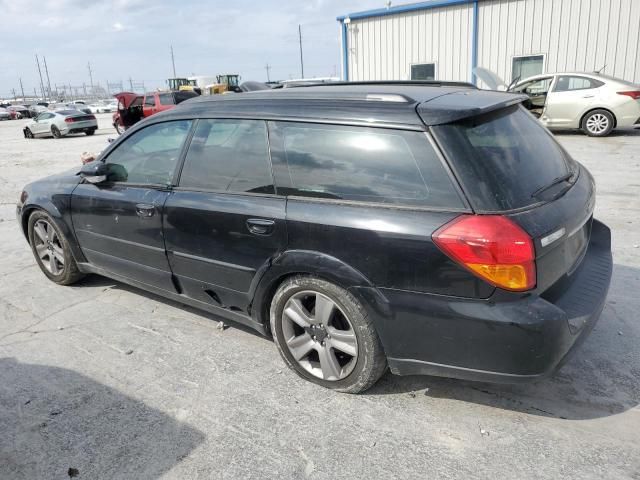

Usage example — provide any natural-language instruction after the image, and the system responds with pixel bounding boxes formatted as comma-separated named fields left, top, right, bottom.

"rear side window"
left=554, top=76, right=604, bottom=92
left=144, top=95, right=156, bottom=107
left=433, top=105, right=577, bottom=212
left=271, top=122, right=464, bottom=208
left=179, top=119, right=274, bottom=194
left=158, top=93, right=175, bottom=105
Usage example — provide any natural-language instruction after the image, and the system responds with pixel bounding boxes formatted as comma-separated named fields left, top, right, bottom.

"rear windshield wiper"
left=531, top=172, right=574, bottom=199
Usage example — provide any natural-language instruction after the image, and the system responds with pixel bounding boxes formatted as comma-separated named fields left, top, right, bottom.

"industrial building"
left=337, top=0, right=640, bottom=86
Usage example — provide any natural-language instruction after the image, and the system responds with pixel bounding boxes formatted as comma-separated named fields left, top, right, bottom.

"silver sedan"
left=23, top=110, right=98, bottom=139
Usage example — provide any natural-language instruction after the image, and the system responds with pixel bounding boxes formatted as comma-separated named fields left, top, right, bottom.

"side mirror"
left=78, top=162, right=128, bottom=183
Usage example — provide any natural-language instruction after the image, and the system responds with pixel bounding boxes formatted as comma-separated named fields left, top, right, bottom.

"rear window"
left=433, top=105, right=577, bottom=211
left=272, top=122, right=464, bottom=209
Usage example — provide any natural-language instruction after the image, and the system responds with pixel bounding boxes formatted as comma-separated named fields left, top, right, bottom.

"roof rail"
left=284, top=80, right=477, bottom=89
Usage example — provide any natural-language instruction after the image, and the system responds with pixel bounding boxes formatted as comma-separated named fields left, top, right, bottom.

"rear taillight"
left=87, top=115, right=96, bottom=120
left=65, top=117, right=76, bottom=123
left=433, top=215, right=536, bottom=291
left=617, top=91, right=640, bottom=100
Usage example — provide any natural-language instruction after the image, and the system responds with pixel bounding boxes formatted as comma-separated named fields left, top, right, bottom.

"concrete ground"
left=0, top=114, right=639, bottom=479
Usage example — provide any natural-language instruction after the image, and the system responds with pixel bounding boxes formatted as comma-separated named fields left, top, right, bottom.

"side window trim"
left=174, top=119, right=277, bottom=195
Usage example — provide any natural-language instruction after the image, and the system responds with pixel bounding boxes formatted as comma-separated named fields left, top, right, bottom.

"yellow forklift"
left=167, top=78, right=202, bottom=95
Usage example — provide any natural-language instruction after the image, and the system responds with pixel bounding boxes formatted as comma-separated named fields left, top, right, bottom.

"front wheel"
left=28, top=211, right=85, bottom=285
left=24, top=128, right=34, bottom=139
left=270, top=276, right=387, bottom=393
left=582, top=109, right=614, bottom=137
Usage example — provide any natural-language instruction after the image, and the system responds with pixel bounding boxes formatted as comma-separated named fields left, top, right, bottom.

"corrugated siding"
left=477, top=0, right=640, bottom=86
left=344, top=0, right=640, bottom=84
left=346, top=4, right=474, bottom=81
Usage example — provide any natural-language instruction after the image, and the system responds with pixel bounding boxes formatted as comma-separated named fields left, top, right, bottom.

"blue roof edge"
left=337, top=0, right=475, bottom=22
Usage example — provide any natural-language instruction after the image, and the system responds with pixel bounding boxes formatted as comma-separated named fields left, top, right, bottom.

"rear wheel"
left=582, top=109, right=614, bottom=137
left=270, top=275, right=387, bottom=393
left=115, top=122, right=125, bottom=135
left=51, top=125, right=62, bottom=138
left=27, top=211, right=84, bottom=285
left=85, top=128, right=96, bottom=136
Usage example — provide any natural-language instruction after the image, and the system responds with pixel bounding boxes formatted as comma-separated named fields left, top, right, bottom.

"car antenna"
left=594, top=64, right=607, bottom=74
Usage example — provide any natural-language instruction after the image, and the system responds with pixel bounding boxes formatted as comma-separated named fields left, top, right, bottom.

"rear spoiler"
left=417, top=90, right=529, bottom=125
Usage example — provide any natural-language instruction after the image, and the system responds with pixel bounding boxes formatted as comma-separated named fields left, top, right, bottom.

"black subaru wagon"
left=17, top=82, right=612, bottom=393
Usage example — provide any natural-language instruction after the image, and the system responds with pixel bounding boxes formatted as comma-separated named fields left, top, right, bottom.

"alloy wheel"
left=281, top=290, right=358, bottom=381
left=51, top=125, right=62, bottom=138
left=33, top=219, right=65, bottom=275
left=586, top=113, right=609, bottom=135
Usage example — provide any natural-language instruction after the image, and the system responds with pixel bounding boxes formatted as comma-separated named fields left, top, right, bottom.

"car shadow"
left=554, top=128, right=640, bottom=137
left=0, top=357, right=205, bottom=479
left=366, top=263, right=640, bottom=421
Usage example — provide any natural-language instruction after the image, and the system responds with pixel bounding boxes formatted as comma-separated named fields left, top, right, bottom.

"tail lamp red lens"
left=617, top=91, right=640, bottom=100
left=64, top=117, right=76, bottom=123
left=433, top=215, right=536, bottom=291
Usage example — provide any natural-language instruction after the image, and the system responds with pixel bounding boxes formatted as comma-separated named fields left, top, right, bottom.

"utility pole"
left=35, top=54, right=46, bottom=100
left=43, top=56, right=52, bottom=99
left=265, top=63, right=271, bottom=82
left=83, top=83, right=87, bottom=96
left=129, top=76, right=134, bottom=90
left=298, top=24, right=304, bottom=79
left=11, top=88, right=17, bottom=101
left=19, top=78, right=25, bottom=100
left=87, top=61, right=94, bottom=89
left=170, top=45, right=176, bottom=78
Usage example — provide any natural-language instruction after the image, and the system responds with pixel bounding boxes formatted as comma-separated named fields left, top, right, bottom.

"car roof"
left=151, top=82, right=526, bottom=128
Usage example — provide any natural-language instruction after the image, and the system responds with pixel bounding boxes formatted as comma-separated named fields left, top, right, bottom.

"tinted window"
left=179, top=119, right=274, bottom=194
left=433, top=105, right=577, bottom=211
left=411, top=63, right=435, bottom=80
left=104, top=120, right=192, bottom=185
left=174, top=91, right=199, bottom=103
left=554, top=76, right=604, bottom=92
left=273, top=123, right=464, bottom=208
left=158, top=93, right=175, bottom=105
left=144, top=95, right=156, bottom=107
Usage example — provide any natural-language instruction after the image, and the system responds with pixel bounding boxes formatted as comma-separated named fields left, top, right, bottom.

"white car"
left=476, top=69, right=640, bottom=136
left=23, top=110, right=97, bottom=139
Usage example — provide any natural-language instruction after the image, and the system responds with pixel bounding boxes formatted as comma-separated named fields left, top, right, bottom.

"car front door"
left=511, top=77, right=553, bottom=118
left=163, top=118, right=287, bottom=312
left=142, top=94, right=157, bottom=117
left=71, top=119, right=194, bottom=291
left=33, top=113, right=53, bottom=135
left=543, top=75, right=603, bottom=128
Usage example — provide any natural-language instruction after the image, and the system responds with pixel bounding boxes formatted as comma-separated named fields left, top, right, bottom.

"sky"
left=0, top=0, right=376, bottom=99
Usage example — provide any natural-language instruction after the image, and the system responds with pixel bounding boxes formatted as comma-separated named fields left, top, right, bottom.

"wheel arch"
left=21, top=202, right=86, bottom=263
left=580, top=107, right=618, bottom=129
left=249, top=250, right=386, bottom=335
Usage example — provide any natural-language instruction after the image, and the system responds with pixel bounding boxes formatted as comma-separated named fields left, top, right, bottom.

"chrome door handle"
left=136, top=203, right=155, bottom=217
left=246, top=218, right=275, bottom=235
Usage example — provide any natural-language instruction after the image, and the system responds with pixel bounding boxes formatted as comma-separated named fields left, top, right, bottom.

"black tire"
left=270, top=275, right=387, bottom=393
left=27, top=210, right=85, bottom=286
left=115, top=122, right=125, bottom=135
left=85, top=128, right=96, bottom=136
left=51, top=125, right=62, bottom=138
left=582, top=109, right=615, bottom=137
left=24, top=128, right=33, bottom=139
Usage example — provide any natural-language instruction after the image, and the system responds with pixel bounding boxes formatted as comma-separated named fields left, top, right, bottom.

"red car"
left=6, top=105, right=30, bottom=119
left=112, top=90, right=198, bottom=134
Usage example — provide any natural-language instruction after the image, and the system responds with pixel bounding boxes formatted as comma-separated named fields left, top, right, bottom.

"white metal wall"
left=345, top=4, right=475, bottom=82
left=477, top=0, right=640, bottom=86
left=344, top=0, right=640, bottom=84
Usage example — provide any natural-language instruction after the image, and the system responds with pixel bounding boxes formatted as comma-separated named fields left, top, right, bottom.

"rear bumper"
left=359, top=219, right=612, bottom=383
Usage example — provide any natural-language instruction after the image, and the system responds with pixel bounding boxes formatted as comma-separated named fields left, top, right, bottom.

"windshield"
left=433, top=105, right=577, bottom=212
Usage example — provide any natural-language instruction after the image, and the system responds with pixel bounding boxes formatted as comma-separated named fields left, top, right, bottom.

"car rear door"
left=163, top=118, right=287, bottom=312
left=71, top=119, right=194, bottom=291
left=543, top=75, right=602, bottom=127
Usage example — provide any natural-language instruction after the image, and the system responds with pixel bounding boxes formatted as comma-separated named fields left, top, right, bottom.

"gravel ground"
left=0, top=114, right=639, bottom=479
